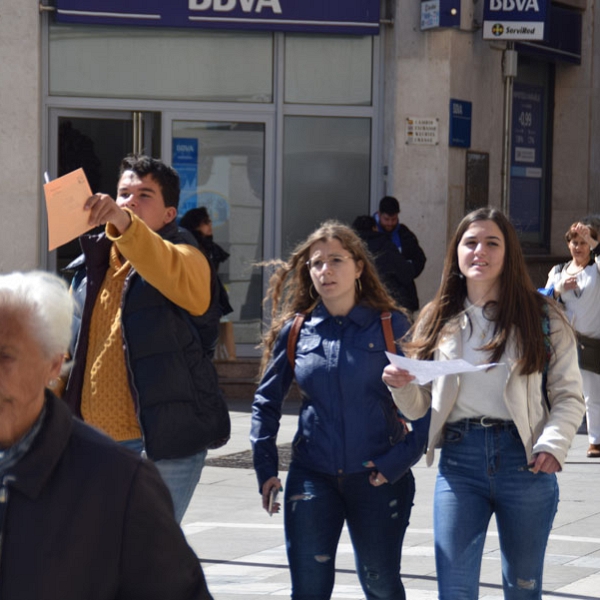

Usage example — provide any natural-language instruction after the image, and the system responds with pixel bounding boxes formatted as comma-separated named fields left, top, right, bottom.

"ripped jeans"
left=434, top=420, right=559, bottom=600
left=284, top=462, right=415, bottom=600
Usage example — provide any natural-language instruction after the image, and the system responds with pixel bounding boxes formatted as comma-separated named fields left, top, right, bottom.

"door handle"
left=132, top=112, right=143, bottom=154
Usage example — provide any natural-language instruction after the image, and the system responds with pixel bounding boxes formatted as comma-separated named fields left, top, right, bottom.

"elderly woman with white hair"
left=0, top=271, right=212, bottom=600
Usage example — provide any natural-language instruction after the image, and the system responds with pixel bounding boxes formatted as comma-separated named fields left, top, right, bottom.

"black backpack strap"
left=541, top=304, right=552, bottom=412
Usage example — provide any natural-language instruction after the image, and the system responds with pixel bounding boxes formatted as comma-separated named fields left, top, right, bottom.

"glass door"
left=48, top=108, right=160, bottom=271
left=165, top=115, right=272, bottom=353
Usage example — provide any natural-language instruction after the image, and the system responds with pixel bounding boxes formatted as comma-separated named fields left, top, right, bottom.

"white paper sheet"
left=385, top=352, right=500, bottom=385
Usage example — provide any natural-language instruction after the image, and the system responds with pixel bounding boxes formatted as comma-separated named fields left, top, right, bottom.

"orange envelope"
left=44, top=168, right=94, bottom=251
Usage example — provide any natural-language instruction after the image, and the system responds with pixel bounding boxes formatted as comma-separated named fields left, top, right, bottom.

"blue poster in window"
left=172, top=138, right=199, bottom=217
left=510, top=83, right=544, bottom=233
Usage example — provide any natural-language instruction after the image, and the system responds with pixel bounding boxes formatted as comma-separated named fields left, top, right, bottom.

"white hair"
left=0, top=270, right=74, bottom=357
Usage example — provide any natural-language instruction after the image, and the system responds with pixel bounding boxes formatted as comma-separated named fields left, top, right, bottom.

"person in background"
left=180, top=206, right=235, bottom=360
left=353, top=214, right=419, bottom=318
left=0, top=270, right=212, bottom=600
left=383, top=208, right=584, bottom=600
left=180, top=207, right=231, bottom=272
left=545, top=222, right=600, bottom=458
left=63, top=155, right=230, bottom=524
left=251, top=220, right=429, bottom=600
left=373, top=196, right=426, bottom=312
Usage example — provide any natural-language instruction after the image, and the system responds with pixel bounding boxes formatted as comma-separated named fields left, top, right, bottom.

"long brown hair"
left=259, top=220, right=403, bottom=376
left=403, top=208, right=550, bottom=374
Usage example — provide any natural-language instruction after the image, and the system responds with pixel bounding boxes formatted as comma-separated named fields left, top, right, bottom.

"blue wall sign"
left=55, top=0, right=381, bottom=35
left=449, top=99, right=472, bottom=148
left=420, top=0, right=461, bottom=30
left=483, top=0, right=548, bottom=41
left=509, top=83, right=544, bottom=233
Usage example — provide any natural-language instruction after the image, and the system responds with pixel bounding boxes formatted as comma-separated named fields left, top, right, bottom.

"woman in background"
left=545, top=221, right=600, bottom=457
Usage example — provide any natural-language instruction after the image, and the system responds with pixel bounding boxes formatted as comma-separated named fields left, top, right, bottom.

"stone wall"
left=0, top=2, right=42, bottom=271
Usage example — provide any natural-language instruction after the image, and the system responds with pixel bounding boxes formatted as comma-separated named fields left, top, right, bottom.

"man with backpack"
left=373, top=196, right=427, bottom=312
left=63, top=154, right=230, bottom=523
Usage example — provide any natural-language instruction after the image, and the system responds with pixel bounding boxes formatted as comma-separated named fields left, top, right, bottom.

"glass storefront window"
left=284, top=34, right=372, bottom=106
left=49, top=24, right=273, bottom=103
left=282, top=116, right=371, bottom=255
left=510, top=57, right=553, bottom=250
left=172, top=120, right=265, bottom=345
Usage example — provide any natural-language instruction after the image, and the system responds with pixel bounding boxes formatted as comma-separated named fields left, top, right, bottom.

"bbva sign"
left=189, top=0, right=283, bottom=12
left=488, top=0, right=540, bottom=11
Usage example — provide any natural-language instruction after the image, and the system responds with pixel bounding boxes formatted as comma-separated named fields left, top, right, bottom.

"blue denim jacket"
left=251, top=303, right=430, bottom=489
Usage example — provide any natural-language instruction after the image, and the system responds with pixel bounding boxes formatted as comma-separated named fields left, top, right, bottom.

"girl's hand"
left=529, top=452, right=560, bottom=474
left=261, top=477, right=283, bottom=514
left=382, top=365, right=415, bottom=389
left=363, top=461, right=389, bottom=487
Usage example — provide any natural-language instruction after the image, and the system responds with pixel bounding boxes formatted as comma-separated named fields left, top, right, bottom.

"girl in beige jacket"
left=383, top=208, right=584, bottom=600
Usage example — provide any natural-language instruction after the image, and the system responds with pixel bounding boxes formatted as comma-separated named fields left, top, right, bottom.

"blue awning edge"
left=53, top=0, right=382, bottom=36
left=516, top=4, right=582, bottom=65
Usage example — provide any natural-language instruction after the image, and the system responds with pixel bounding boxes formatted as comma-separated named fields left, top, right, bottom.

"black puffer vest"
left=63, top=221, right=230, bottom=460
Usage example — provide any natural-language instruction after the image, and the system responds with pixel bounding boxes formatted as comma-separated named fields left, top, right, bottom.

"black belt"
left=464, top=416, right=514, bottom=428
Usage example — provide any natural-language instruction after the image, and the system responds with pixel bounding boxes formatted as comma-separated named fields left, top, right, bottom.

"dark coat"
left=63, top=221, right=230, bottom=460
left=0, top=392, right=212, bottom=600
left=188, top=231, right=234, bottom=318
left=358, top=229, right=423, bottom=312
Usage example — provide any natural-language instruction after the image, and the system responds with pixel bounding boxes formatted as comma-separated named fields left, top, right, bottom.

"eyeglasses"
left=306, top=255, right=354, bottom=271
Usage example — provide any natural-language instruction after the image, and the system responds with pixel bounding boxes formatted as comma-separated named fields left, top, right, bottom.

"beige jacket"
left=389, top=306, right=585, bottom=467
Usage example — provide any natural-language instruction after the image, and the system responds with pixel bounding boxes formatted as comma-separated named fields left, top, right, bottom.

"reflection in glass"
left=50, top=25, right=273, bottom=103
left=285, top=34, right=372, bottom=105
left=282, top=116, right=371, bottom=256
left=172, top=121, right=265, bottom=346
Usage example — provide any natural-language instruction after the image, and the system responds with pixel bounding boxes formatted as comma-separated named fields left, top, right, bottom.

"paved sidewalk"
left=183, top=400, right=600, bottom=600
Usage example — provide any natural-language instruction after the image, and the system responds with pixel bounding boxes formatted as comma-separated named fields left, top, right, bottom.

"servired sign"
left=482, top=0, right=548, bottom=41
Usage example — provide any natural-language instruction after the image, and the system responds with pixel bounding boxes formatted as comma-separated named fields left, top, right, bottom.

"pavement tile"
left=184, top=401, right=600, bottom=599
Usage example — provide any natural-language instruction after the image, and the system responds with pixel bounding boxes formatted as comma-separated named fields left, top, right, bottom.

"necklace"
left=466, top=303, right=493, bottom=342
left=566, top=262, right=586, bottom=276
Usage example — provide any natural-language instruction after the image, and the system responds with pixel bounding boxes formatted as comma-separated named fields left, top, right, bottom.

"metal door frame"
left=162, top=109, right=275, bottom=356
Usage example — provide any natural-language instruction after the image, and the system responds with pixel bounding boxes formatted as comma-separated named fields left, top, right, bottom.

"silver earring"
left=309, top=283, right=318, bottom=300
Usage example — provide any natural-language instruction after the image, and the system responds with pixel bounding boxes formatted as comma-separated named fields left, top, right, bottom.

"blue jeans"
left=284, top=461, right=415, bottom=600
left=434, top=420, right=559, bottom=600
left=119, top=438, right=207, bottom=524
